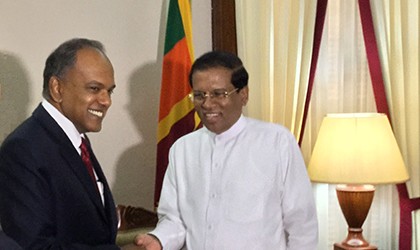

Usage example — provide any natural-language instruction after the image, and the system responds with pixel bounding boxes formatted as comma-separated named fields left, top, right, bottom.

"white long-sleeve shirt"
left=151, top=115, right=318, bottom=250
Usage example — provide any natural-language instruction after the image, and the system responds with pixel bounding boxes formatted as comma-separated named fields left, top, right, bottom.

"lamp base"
left=334, top=185, right=378, bottom=250
left=334, top=242, right=377, bottom=250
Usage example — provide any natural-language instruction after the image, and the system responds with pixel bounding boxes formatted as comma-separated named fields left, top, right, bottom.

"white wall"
left=0, top=0, right=212, bottom=211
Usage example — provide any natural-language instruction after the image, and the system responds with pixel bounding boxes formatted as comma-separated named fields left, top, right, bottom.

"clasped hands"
left=121, top=234, right=162, bottom=250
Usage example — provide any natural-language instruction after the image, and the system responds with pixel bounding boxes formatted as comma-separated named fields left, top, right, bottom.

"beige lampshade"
left=308, top=113, right=410, bottom=184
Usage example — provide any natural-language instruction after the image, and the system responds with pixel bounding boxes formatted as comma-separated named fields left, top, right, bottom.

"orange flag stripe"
left=158, top=37, right=193, bottom=121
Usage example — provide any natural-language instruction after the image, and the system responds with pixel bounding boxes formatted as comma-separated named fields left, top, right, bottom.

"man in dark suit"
left=0, top=38, right=138, bottom=249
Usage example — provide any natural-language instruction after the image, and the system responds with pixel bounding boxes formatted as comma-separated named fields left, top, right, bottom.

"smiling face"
left=49, top=48, right=116, bottom=133
left=191, top=67, right=248, bottom=134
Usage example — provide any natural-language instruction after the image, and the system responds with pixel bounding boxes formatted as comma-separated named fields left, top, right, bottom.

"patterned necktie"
left=80, top=137, right=98, bottom=187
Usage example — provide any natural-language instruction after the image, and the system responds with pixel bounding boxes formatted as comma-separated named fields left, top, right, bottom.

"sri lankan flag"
left=155, top=0, right=201, bottom=206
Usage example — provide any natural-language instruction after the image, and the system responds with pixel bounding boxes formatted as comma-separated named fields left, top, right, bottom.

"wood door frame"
left=211, top=0, right=238, bottom=54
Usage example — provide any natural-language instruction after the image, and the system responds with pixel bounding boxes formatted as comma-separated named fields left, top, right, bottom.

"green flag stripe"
left=164, top=0, right=186, bottom=55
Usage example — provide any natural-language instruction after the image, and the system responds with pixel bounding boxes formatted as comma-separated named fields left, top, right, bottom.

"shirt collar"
left=42, top=99, right=82, bottom=150
left=206, top=115, right=246, bottom=142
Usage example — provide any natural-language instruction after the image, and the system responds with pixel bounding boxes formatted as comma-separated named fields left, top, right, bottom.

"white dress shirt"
left=151, top=115, right=318, bottom=250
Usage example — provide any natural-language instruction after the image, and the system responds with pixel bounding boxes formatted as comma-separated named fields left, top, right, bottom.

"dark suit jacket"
left=0, top=230, right=22, bottom=249
left=0, top=104, right=120, bottom=249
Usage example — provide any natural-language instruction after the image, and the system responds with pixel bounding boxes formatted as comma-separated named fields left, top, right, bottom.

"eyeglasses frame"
left=189, top=88, right=239, bottom=105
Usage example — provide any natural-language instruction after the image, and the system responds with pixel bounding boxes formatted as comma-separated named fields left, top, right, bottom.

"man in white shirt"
left=136, top=51, right=318, bottom=249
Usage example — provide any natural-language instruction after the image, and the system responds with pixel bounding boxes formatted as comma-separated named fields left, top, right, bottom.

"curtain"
left=235, top=0, right=411, bottom=249
left=370, top=0, right=420, bottom=247
left=235, top=0, right=317, bottom=138
left=300, top=1, right=400, bottom=248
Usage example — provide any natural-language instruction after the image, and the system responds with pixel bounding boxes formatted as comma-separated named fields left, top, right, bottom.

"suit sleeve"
left=0, top=138, right=120, bottom=250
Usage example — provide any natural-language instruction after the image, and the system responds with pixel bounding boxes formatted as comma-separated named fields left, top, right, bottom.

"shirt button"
left=211, top=193, right=216, bottom=198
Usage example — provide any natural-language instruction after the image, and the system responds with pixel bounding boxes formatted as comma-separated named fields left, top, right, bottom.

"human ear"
left=49, top=76, right=62, bottom=103
left=240, top=86, right=249, bottom=106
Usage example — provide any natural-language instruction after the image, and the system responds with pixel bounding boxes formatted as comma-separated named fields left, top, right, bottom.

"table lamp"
left=308, top=113, right=409, bottom=250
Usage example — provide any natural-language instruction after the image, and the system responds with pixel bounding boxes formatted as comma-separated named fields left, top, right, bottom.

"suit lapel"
left=33, top=105, right=108, bottom=221
left=59, top=146, right=106, bottom=215
left=87, top=143, right=118, bottom=233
